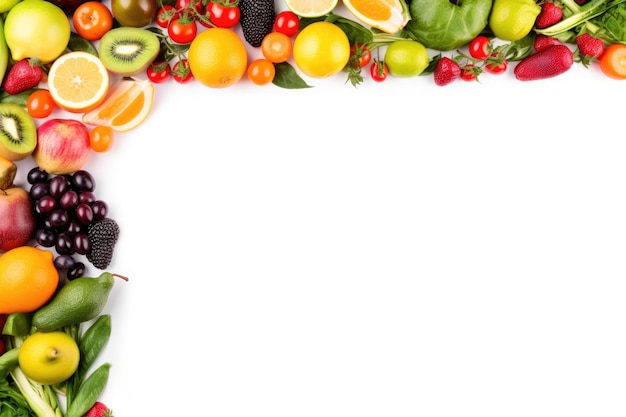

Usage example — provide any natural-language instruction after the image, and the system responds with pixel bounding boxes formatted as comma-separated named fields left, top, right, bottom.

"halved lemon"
left=285, top=0, right=338, bottom=17
left=47, top=51, right=110, bottom=113
left=342, top=0, right=410, bottom=34
left=82, top=79, right=154, bottom=132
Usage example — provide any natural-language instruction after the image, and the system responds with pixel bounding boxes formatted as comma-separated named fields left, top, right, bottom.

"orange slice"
left=342, top=0, right=410, bottom=34
left=82, top=79, right=154, bottom=132
left=47, top=51, right=110, bottom=113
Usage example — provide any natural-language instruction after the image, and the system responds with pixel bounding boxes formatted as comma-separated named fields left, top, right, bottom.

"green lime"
left=384, top=40, right=429, bottom=77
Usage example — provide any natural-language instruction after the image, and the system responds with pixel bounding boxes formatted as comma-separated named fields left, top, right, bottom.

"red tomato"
left=176, top=0, right=203, bottom=17
left=468, top=36, right=491, bottom=60
left=350, top=43, right=372, bottom=69
left=173, top=59, right=194, bottom=83
left=460, top=64, right=478, bottom=81
left=207, top=2, right=240, bottom=28
left=27, top=89, right=55, bottom=119
left=168, top=18, right=197, bottom=44
left=156, top=5, right=178, bottom=28
left=273, top=10, right=299, bottom=37
left=370, top=60, right=388, bottom=82
left=72, top=1, right=113, bottom=41
left=484, top=53, right=508, bottom=74
left=146, top=61, right=172, bottom=83
left=599, top=43, right=626, bottom=79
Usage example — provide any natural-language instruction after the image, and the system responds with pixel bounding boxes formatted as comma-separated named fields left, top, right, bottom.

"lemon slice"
left=342, top=0, right=410, bottom=34
left=47, top=51, right=109, bottom=113
left=285, top=0, right=338, bottom=17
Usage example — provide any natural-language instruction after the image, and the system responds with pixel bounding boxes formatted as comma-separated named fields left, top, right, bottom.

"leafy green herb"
left=273, top=62, right=312, bottom=89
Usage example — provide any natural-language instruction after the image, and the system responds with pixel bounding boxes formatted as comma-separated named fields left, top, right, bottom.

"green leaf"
left=272, top=62, right=313, bottom=89
left=67, top=32, right=98, bottom=56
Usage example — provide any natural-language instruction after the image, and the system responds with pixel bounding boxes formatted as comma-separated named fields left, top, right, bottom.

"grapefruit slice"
left=284, top=0, right=338, bottom=17
left=82, top=79, right=154, bottom=132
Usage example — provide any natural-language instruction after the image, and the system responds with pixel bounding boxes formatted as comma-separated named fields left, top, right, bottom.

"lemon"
left=384, top=40, right=430, bottom=77
left=285, top=0, right=338, bottom=17
left=293, top=21, right=350, bottom=78
left=4, top=0, right=70, bottom=63
left=18, top=331, right=80, bottom=385
left=489, top=0, right=541, bottom=41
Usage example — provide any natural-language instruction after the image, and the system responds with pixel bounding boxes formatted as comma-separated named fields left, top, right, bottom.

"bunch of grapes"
left=27, top=167, right=109, bottom=279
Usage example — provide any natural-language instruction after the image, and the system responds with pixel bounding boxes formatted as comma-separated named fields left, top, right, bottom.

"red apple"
left=0, top=186, right=36, bottom=252
left=33, top=119, right=91, bottom=175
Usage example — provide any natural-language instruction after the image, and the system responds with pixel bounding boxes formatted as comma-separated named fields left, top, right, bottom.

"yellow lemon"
left=4, top=0, right=71, bottom=63
left=293, top=21, right=350, bottom=78
left=18, top=331, right=80, bottom=385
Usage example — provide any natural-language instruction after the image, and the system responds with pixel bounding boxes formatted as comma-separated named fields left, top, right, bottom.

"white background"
left=13, top=3, right=626, bottom=415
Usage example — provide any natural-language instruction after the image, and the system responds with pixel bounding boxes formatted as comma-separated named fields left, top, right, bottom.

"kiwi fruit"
left=0, top=103, right=37, bottom=161
left=98, top=27, right=160, bottom=76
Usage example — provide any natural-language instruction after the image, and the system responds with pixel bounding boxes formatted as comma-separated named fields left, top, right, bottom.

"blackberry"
left=86, top=217, right=120, bottom=270
left=239, top=0, right=275, bottom=47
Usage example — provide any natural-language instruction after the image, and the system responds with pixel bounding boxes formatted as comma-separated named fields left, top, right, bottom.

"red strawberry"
left=433, top=57, right=461, bottom=86
left=534, top=34, right=563, bottom=52
left=575, top=33, right=605, bottom=67
left=82, top=402, right=114, bottom=417
left=535, top=2, right=563, bottom=29
left=2, top=59, right=44, bottom=95
left=514, top=44, right=574, bottom=81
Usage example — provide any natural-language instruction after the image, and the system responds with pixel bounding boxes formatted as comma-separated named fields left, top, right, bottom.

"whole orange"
left=0, top=246, right=59, bottom=314
left=187, top=28, right=247, bottom=88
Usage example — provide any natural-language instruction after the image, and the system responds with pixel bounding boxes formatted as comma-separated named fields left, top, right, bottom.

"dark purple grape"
left=47, top=209, right=69, bottom=229
left=36, top=195, right=57, bottom=214
left=59, top=190, right=79, bottom=210
left=54, top=254, right=76, bottom=270
left=91, top=200, right=108, bottom=220
left=49, top=175, right=70, bottom=199
left=34, top=228, right=56, bottom=247
left=27, top=167, right=49, bottom=184
left=30, top=182, right=49, bottom=201
left=73, top=233, right=90, bottom=255
left=75, top=203, right=93, bottom=225
left=78, top=191, right=96, bottom=205
left=55, top=232, right=75, bottom=255
left=67, top=261, right=85, bottom=280
left=72, top=170, right=95, bottom=192
left=66, top=219, right=83, bottom=236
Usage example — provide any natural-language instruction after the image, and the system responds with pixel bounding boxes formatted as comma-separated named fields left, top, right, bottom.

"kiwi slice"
left=98, top=27, right=160, bottom=76
left=0, top=103, right=37, bottom=161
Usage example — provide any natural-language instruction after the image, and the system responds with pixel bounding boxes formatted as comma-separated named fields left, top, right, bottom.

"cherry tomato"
left=207, top=2, right=240, bottom=28
left=176, top=0, right=203, bottom=17
left=72, top=1, right=113, bottom=41
left=89, top=125, right=115, bottom=153
left=460, top=64, right=478, bottom=81
left=273, top=10, right=299, bottom=37
left=468, top=35, right=491, bottom=60
left=168, top=18, right=197, bottom=44
left=27, top=89, right=55, bottom=119
left=370, top=60, right=388, bottom=82
left=156, top=5, right=178, bottom=28
left=261, top=31, right=292, bottom=63
left=599, top=43, right=626, bottom=79
left=146, top=61, right=172, bottom=83
left=484, top=53, right=508, bottom=74
left=247, top=58, right=276, bottom=85
left=349, top=43, right=372, bottom=69
left=173, top=59, right=194, bottom=83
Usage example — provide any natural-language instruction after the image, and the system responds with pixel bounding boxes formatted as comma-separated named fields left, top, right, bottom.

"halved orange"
left=342, top=0, right=410, bottom=34
left=82, top=79, right=154, bottom=132
left=285, top=0, right=338, bottom=17
left=47, top=51, right=110, bottom=113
